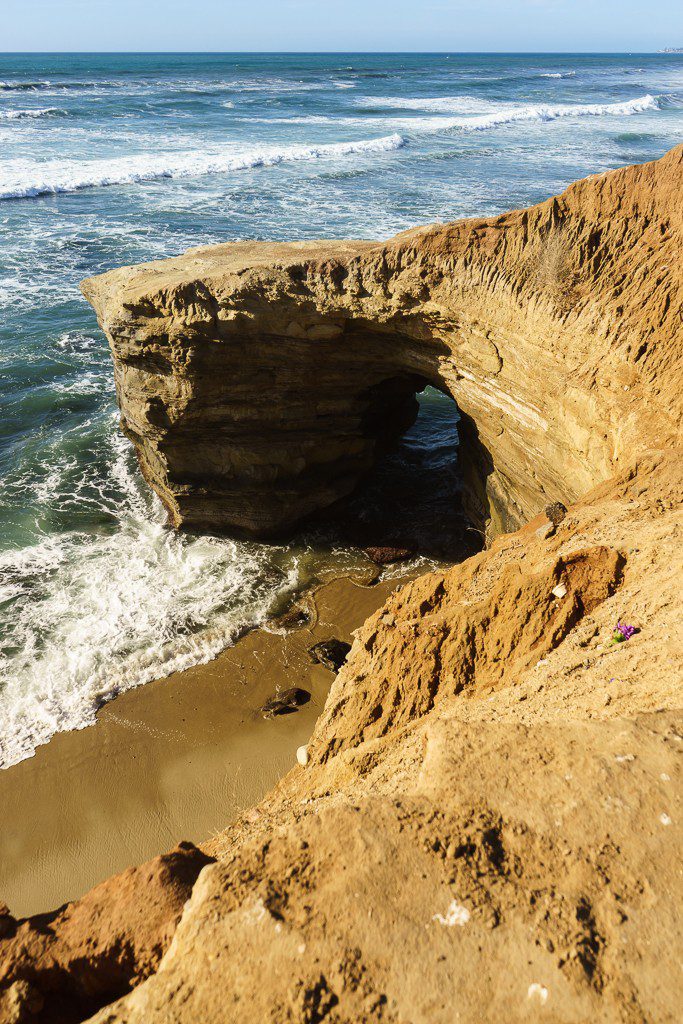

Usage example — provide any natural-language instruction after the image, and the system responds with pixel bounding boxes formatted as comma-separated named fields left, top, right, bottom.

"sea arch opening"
left=327, top=372, right=484, bottom=565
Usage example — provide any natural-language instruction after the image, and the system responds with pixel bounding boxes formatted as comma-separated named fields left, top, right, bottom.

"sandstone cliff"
left=81, top=146, right=682, bottom=537
left=1, top=148, right=681, bottom=1024
left=5, top=452, right=680, bottom=1024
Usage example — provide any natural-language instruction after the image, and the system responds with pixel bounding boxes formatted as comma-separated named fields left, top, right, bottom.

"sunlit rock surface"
left=82, top=145, right=682, bottom=538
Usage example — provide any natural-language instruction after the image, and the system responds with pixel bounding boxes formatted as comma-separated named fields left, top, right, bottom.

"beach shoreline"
left=0, top=571, right=413, bottom=919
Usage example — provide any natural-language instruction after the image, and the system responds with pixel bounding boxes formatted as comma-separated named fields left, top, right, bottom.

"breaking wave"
left=0, top=79, right=124, bottom=92
left=361, top=94, right=660, bottom=135
left=0, top=80, right=52, bottom=91
left=436, top=94, right=660, bottom=133
left=0, top=107, right=67, bottom=120
left=363, top=93, right=658, bottom=121
left=361, top=95, right=492, bottom=113
left=0, top=427, right=302, bottom=768
left=0, top=133, right=406, bottom=201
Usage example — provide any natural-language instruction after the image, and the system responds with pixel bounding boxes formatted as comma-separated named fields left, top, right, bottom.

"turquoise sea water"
left=1, top=52, right=682, bottom=766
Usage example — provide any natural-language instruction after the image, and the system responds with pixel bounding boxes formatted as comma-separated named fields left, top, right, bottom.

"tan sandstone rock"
left=81, top=449, right=682, bottom=1024
left=81, top=145, right=683, bottom=538
left=1, top=148, right=680, bottom=1024
left=0, top=843, right=213, bottom=1024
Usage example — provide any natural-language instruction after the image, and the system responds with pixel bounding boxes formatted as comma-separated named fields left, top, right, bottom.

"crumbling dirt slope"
left=2, top=147, right=682, bottom=1023
left=74, top=449, right=682, bottom=1024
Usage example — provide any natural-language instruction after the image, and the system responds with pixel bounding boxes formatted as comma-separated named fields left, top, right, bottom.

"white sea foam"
left=361, top=94, right=659, bottom=130
left=540, top=71, right=577, bottom=79
left=0, top=107, right=66, bottom=120
left=0, top=133, right=405, bottom=200
left=0, top=79, right=125, bottom=94
left=0, top=432, right=300, bottom=769
left=361, top=95, right=493, bottom=113
left=55, top=330, right=99, bottom=352
left=243, top=114, right=369, bottom=126
left=210, top=78, right=327, bottom=94
left=372, top=94, right=661, bottom=136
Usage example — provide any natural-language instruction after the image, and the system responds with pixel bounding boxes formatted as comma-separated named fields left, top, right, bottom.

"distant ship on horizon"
left=659, top=46, right=683, bottom=52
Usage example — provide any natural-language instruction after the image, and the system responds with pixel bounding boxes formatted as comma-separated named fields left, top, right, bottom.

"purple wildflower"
left=611, top=621, right=637, bottom=644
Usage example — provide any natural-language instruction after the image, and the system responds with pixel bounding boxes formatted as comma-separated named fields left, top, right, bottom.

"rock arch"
left=82, top=145, right=682, bottom=538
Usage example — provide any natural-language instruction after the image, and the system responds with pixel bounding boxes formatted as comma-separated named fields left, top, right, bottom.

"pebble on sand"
left=296, top=745, right=309, bottom=766
left=527, top=983, right=549, bottom=1005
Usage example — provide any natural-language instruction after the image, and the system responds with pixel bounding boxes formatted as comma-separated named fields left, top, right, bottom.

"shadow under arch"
left=320, top=380, right=494, bottom=564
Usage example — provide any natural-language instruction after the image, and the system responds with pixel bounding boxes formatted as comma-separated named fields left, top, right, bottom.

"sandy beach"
left=0, top=573, right=409, bottom=918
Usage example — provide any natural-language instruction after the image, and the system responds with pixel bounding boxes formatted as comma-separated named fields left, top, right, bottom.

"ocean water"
left=1, top=52, right=681, bottom=768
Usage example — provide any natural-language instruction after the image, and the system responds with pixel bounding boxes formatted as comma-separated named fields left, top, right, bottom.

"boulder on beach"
left=307, top=639, right=352, bottom=673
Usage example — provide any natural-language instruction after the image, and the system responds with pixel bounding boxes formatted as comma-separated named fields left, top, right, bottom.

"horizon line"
left=0, top=49, right=679, bottom=56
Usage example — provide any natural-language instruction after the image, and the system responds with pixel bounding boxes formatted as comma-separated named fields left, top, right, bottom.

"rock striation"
left=32, top=449, right=683, bottom=1024
left=1, top=148, right=680, bottom=1023
left=82, top=145, right=682, bottom=537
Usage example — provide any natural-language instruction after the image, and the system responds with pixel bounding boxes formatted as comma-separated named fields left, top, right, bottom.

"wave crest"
left=0, top=133, right=405, bottom=201
left=0, top=80, right=51, bottom=91
left=360, top=94, right=660, bottom=134
left=0, top=107, right=67, bottom=121
left=443, top=94, right=660, bottom=133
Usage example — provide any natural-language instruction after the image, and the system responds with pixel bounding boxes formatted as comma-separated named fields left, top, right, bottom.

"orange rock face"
left=82, top=146, right=682, bottom=537
left=1, top=148, right=680, bottom=1024
left=0, top=843, right=213, bottom=1023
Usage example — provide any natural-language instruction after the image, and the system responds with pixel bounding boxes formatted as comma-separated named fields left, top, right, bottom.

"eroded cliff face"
left=2, top=150, right=681, bottom=1024
left=7, top=449, right=679, bottom=1024
left=81, top=146, right=682, bottom=537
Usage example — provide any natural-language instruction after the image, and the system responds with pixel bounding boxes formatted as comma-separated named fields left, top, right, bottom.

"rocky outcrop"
left=80, top=451, right=683, bottom=1023
left=0, top=843, right=213, bottom=1023
left=81, top=145, right=682, bottom=537
left=1, top=149, right=679, bottom=1023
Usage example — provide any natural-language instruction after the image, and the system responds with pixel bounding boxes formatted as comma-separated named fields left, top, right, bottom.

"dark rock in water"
left=261, top=687, right=310, bottom=718
left=545, top=501, right=568, bottom=527
left=269, top=603, right=311, bottom=630
left=363, top=544, right=416, bottom=565
left=308, top=639, right=352, bottom=673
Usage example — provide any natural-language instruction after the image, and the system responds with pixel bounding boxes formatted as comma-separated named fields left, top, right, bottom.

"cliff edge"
left=1, top=148, right=681, bottom=1024
left=81, top=145, right=682, bottom=537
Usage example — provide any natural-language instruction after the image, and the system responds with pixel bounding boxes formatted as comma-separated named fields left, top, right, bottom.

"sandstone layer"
left=5, top=450, right=680, bottom=1024
left=81, top=146, right=682, bottom=537
left=1, top=149, right=681, bottom=1023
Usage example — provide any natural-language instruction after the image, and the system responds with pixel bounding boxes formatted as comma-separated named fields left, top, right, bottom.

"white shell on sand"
left=432, top=899, right=470, bottom=927
left=296, top=745, right=309, bottom=766
left=527, top=983, right=549, bottom=1005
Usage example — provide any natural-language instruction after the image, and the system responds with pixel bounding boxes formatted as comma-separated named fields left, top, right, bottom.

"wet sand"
left=0, top=574, right=408, bottom=918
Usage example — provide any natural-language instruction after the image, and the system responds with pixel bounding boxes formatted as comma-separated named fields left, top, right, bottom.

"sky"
left=0, top=0, right=681, bottom=53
